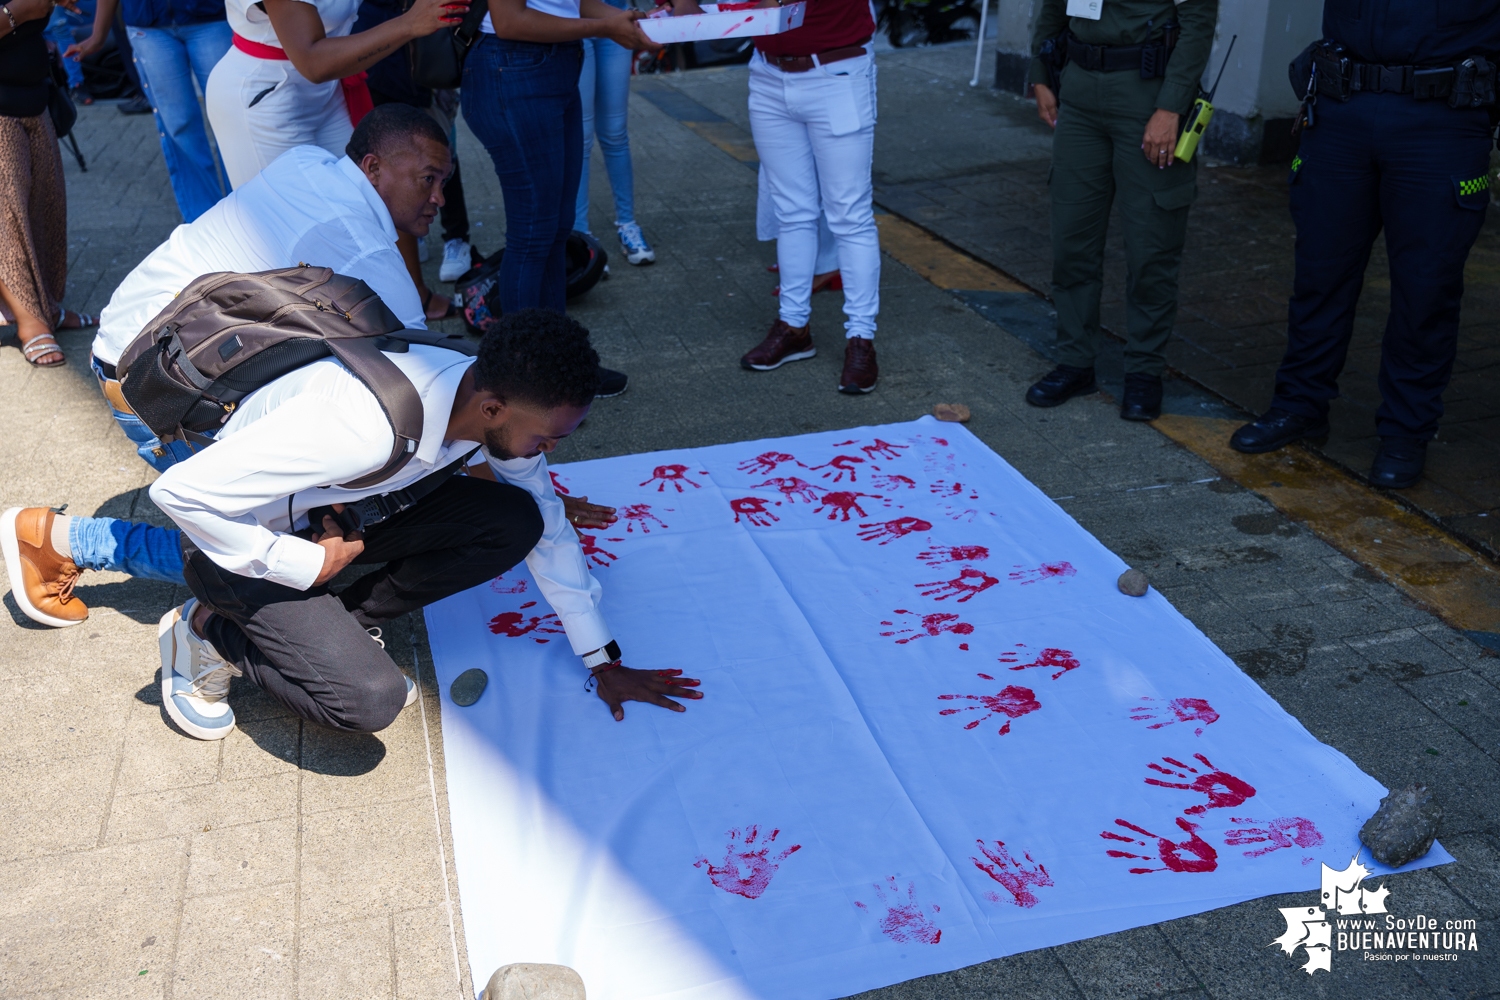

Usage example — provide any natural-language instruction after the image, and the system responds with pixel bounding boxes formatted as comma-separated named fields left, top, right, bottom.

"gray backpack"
left=117, top=265, right=475, bottom=490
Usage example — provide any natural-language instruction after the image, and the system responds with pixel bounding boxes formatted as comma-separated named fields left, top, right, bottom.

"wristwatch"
left=582, top=640, right=622, bottom=670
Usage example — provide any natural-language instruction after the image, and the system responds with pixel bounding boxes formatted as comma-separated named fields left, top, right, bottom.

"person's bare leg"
left=0, top=273, right=63, bottom=366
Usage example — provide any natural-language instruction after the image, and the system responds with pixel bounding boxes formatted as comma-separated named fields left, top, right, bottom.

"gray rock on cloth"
left=1359, top=783, right=1442, bottom=867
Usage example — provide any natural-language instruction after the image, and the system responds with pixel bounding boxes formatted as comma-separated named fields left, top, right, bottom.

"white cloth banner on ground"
left=425, top=418, right=1448, bottom=1000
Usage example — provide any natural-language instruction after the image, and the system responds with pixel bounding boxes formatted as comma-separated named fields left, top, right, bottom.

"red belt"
left=765, top=37, right=871, bottom=73
left=231, top=32, right=373, bottom=127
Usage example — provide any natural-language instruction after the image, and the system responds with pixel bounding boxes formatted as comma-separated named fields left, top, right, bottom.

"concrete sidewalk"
left=0, top=44, right=1494, bottom=999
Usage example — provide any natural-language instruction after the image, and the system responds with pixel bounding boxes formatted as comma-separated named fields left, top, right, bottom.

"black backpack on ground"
left=455, top=230, right=608, bottom=335
left=116, top=265, right=476, bottom=490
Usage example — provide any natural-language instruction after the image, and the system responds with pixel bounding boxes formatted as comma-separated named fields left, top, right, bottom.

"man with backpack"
left=153, top=308, right=699, bottom=740
left=0, top=104, right=447, bottom=621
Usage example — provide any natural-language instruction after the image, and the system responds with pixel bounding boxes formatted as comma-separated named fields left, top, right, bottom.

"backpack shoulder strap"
left=327, top=339, right=425, bottom=490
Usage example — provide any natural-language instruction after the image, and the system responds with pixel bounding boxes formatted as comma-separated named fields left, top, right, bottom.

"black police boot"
left=1369, top=437, right=1427, bottom=490
left=1228, top=409, right=1330, bottom=454
left=1025, top=365, right=1097, bottom=408
left=1120, top=373, right=1163, bottom=421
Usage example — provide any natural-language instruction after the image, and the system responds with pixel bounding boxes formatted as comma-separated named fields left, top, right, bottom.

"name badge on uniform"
left=1066, top=0, right=1102, bottom=19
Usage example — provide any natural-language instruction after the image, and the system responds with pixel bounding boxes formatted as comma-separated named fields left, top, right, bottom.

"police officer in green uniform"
left=1024, top=0, right=1219, bottom=421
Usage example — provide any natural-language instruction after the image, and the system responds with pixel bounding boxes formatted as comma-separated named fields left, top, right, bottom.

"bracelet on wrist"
left=1, top=5, right=18, bottom=31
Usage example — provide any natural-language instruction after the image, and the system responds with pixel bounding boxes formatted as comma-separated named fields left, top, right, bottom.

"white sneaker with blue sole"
left=616, top=221, right=655, bottom=265
left=159, top=599, right=241, bottom=740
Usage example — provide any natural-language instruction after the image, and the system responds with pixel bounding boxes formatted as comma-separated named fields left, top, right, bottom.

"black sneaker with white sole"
left=596, top=367, right=628, bottom=398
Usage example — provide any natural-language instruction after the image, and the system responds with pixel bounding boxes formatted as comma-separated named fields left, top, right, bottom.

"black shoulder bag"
left=408, top=0, right=491, bottom=90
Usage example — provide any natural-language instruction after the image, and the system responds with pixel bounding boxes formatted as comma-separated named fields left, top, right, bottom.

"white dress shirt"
left=148, top=345, right=613, bottom=658
left=93, top=147, right=424, bottom=366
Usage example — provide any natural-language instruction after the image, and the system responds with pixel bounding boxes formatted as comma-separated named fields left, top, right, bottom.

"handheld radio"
left=1173, top=34, right=1237, bottom=163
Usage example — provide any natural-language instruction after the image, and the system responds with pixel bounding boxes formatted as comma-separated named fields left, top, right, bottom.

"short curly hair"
left=472, top=309, right=600, bottom=409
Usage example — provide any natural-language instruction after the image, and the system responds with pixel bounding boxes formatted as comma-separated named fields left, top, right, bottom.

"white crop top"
left=480, top=0, right=582, bottom=34
left=228, top=0, right=363, bottom=46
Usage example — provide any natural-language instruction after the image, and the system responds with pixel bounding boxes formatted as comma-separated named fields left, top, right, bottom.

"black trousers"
left=182, top=477, right=544, bottom=733
left=1274, top=93, right=1492, bottom=440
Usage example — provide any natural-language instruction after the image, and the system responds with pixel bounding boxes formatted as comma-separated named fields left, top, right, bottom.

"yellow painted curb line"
left=874, top=215, right=1031, bottom=294
left=679, top=121, right=760, bottom=165
left=1154, top=415, right=1500, bottom=634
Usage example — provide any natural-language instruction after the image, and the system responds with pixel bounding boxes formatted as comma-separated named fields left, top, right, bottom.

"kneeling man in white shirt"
left=152, top=310, right=701, bottom=741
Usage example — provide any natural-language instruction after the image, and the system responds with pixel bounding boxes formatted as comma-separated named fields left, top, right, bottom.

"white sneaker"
left=616, top=221, right=655, bottom=265
left=367, top=627, right=418, bottom=709
left=439, top=239, right=473, bottom=281
left=418, top=237, right=430, bottom=263
left=159, top=599, right=241, bottom=741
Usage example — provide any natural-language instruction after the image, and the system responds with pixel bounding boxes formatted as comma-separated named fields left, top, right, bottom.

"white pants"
left=748, top=48, right=879, bottom=339
left=205, top=46, right=352, bottom=189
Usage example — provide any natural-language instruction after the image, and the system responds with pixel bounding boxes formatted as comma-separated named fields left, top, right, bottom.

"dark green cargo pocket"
left=1454, top=172, right=1492, bottom=211
left=1152, top=180, right=1197, bottom=211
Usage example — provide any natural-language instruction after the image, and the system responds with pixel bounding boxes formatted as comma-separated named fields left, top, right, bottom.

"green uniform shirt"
left=1027, top=0, right=1219, bottom=116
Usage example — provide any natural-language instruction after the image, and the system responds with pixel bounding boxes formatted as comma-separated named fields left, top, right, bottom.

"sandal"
left=21, top=332, right=66, bottom=367
left=55, top=306, right=97, bottom=330
left=422, top=287, right=458, bottom=321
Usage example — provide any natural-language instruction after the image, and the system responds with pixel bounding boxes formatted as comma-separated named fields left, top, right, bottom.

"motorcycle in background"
left=877, top=0, right=981, bottom=48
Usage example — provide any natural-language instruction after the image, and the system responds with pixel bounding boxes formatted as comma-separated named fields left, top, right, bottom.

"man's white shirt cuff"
left=265, top=534, right=329, bottom=591
left=560, top=608, right=613, bottom=658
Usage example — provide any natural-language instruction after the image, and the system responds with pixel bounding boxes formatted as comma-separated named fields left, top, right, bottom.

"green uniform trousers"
left=1049, top=63, right=1198, bottom=377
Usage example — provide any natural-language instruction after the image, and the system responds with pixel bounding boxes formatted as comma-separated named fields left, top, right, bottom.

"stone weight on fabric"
left=1359, top=783, right=1442, bottom=867
left=483, top=963, right=585, bottom=1000
left=1117, top=568, right=1149, bottom=597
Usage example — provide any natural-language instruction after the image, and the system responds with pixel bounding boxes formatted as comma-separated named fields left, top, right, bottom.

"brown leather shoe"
left=741, top=319, right=816, bottom=371
left=2, top=507, right=87, bottom=627
left=838, top=336, right=878, bottom=394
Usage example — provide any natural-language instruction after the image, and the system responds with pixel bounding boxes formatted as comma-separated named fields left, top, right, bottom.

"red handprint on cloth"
left=487, top=602, right=566, bottom=642
left=930, top=480, right=979, bottom=500
left=693, top=826, right=801, bottom=899
left=970, top=840, right=1054, bottom=908
left=1130, top=696, right=1221, bottom=736
left=489, top=573, right=527, bottom=594
left=737, top=451, right=802, bottom=475
left=919, top=567, right=999, bottom=603
left=855, top=877, right=942, bottom=944
left=1144, top=754, right=1256, bottom=815
left=811, top=455, right=864, bottom=482
left=1008, top=561, right=1077, bottom=585
left=918, top=545, right=989, bottom=567
left=857, top=516, right=932, bottom=544
left=814, top=491, right=879, bottom=521
left=640, top=465, right=705, bottom=493
left=578, top=533, right=621, bottom=568
left=754, top=476, right=822, bottom=504
left=871, top=473, right=917, bottom=491
left=619, top=503, right=668, bottom=534
left=999, top=645, right=1081, bottom=680
left=548, top=471, right=571, bottom=496
left=1101, top=817, right=1218, bottom=874
left=879, top=609, right=975, bottom=645
left=861, top=439, right=909, bottom=461
left=938, top=680, right=1040, bottom=736
left=1224, top=817, right=1325, bottom=859
left=730, top=496, right=780, bottom=527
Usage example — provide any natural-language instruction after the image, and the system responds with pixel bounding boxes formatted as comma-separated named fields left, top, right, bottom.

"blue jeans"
left=127, top=20, right=232, bottom=222
left=45, top=1, right=95, bottom=89
left=574, top=36, right=636, bottom=235
left=82, top=355, right=190, bottom=583
left=462, top=37, right=583, bottom=314
left=70, top=515, right=186, bottom=584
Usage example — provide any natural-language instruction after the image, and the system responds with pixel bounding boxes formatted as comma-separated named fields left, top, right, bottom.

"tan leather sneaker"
left=1, top=507, right=87, bottom=627
left=740, top=319, right=816, bottom=371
